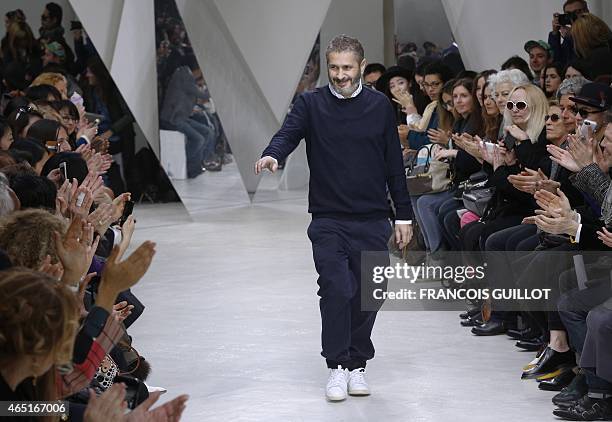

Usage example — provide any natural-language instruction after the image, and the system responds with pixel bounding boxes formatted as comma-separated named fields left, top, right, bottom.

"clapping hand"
left=54, top=216, right=99, bottom=286
left=96, top=241, right=156, bottom=312
left=427, top=128, right=450, bottom=145
left=508, top=168, right=546, bottom=194
left=596, top=227, right=612, bottom=248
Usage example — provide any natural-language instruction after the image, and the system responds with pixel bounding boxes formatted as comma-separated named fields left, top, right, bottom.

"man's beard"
left=330, top=73, right=361, bottom=98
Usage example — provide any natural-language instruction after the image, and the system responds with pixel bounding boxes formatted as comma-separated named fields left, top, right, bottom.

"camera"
left=558, top=12, right=577, bottom=26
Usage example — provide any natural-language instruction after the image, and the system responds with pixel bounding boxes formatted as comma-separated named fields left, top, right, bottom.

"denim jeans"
left=175, top=118, right=216, bottom=178
left=415, top=190, right=454, bottom=252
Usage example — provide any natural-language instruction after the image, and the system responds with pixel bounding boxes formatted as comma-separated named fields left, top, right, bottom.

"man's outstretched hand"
left=254, top=156, right=278, bottom=175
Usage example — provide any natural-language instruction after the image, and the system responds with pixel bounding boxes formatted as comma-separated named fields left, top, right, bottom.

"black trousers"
left=307, top=217, right=392, bottom=370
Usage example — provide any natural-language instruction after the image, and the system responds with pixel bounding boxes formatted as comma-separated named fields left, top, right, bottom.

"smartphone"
left=579, top=120, right=598, bottom=139
left=503, top=133, right=517, bottom=151
left=119, top=200, right=135, bottom=226
left=59, top=162, right=67, bottom=183
left=84, top=112, right=104, bottom=123
left=481, top=141, right=496, bottom=154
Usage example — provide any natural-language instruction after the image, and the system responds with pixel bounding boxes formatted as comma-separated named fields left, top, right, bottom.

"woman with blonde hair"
left=31, top=72, right=68, bottom=100
left=571, top=13, right=612, bottom=79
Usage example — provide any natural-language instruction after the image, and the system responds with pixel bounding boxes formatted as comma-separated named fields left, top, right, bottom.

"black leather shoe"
left=461, top=316, right=482, bottom=327
left=507, top=327, right=542, bottom=341
left=538, top=368, right=576, bottom=391
left=522, top=348, right=575, bottom=379
left=553, top=395, right=612, bottom=420
left=471, top=320, right=506, bottom=336
left=515, top=335, right=547, bottom=351
left=553, top=373, right=588, bottom=408
left=459, top=307, right=481, bottom=320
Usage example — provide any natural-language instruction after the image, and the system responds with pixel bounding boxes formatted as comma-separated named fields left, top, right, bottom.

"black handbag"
left=461, top=171, right=495, bottom=217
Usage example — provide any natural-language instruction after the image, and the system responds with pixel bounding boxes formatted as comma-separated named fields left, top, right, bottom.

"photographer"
left=549, top=0, right=589, bottom=67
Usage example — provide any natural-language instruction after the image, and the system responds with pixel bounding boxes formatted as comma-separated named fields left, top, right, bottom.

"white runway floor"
left=129, top=193, right=560, bottom=421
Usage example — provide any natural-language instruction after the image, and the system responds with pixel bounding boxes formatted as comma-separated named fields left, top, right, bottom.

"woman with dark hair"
left=413, top=78, right=484, bottom=255
left=481, top=80, right=502, bottom=142
left=0, top=117, right=14, bottom=150
left=54, top=100, right=95, bottom=150
left=82, top=57, right=135, bottom=193
left=541, top=63, right=564, bottom=98
left=9, top=138, right=50, bottom=174
left=24, top=84, right=61, bottom=102
left=7, top=107, right=43, bottom=140
left=474, top=70, right=497, bottom=107
left=26, top=118, right=70, bottom=153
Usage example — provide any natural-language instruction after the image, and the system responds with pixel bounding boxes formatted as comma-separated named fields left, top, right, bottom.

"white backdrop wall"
left=214, top=0, right=331, bottom=123
left=394, top=0, right=454, bottom=52
left=319, top=0, right=385, bottom=84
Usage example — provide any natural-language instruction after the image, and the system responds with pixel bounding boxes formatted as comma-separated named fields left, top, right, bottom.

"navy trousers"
left=307, top=217, right=392, bottom=370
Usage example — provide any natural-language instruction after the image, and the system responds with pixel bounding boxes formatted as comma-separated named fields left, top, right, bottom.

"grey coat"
left=160, top=66, right=208, bottom=127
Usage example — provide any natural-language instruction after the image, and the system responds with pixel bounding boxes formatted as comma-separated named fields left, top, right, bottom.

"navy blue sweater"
left=262, top=86, right=412, bottom=220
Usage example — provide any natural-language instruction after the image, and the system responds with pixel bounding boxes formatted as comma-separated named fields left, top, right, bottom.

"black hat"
left=569, top=82, right=612, bottom=110
left=375, top=65, right=413, bottom=93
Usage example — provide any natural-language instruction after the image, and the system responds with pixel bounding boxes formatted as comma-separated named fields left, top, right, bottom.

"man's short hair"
left=423, top=61, right=454, bottom=83
left=45, top=2, right=63, bottom=23
left=325, top=35, right=364, bottom=63
left=563, top=0, right=588, bottom=12
left=364, top=63, right=386, bottom=77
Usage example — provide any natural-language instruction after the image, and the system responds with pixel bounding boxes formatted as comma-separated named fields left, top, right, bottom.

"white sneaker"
left=348, top=368, right=370, bottom=396
left=326, top=366, right=348, bottom=401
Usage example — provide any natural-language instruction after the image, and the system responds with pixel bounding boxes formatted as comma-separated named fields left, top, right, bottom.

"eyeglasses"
left=545, top=113, right=561, bottom=122
left=506, top=101, right=529, bottom=111
left=423, top=81, right=443, bottom=89
left=576, top=107, right=604, bottom=118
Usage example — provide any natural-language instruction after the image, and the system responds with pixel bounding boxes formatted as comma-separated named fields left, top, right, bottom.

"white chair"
left=160, top=130, right=187, bottom=180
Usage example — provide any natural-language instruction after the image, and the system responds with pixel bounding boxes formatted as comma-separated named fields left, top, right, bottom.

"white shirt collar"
left=328, top=80, right=363, bottom=99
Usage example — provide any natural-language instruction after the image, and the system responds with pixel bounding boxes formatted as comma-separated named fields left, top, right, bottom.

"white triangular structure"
left=68, top=0, right=159, bottom=156
left=214, top=0, right=331, bottom=123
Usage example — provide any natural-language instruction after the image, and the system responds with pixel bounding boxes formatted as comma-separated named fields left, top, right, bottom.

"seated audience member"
left=26, top=118, right=71, bottom=153
left=570, top=13, right=612, bottom=80
left=7, top=107, right=43, bottom=140
left=30, top=72, right=68, bottom=100
left=363, top=63, right=386, bottom=89
left=9, top=174, right=56, bottom=211
left=501, top=55, right=534, bottom=81
left=556, top=76, right=590, bottom=132
left=24, top=84, right=62, bottom=102
left=9, top=139, right=50, bottom=174
left=524, top=40, right=554, bottom=85
left=541, top=63, right=564, bottom=98
left=569, top=83, right=612, bottom=144
left=0, top=118, right=14, bottom=150
left=160, top=54, right=219, bottom=177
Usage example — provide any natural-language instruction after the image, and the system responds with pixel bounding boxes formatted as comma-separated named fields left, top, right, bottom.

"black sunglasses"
left=545, top=114, right=561, bottom=122
left=577, top=107, right=604, bottom=118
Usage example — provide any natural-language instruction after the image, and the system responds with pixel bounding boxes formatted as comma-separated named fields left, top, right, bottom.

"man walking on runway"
left=255, top=35, right=413, bottom=402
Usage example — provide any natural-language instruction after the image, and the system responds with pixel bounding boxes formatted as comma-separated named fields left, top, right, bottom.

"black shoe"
left=553, top=395, right=612, bottom=420
left=522, top=347, right=575, bottom=379
left=515, top=335, right=547, bottom=351
left=203, top=160, right=222, bottom=172
left=461, top=315, right=482, bottom=327
left=459, top=307, right=481, bottom=320
left=471, top=320, right=506, bottom=336
left=507, top=327, right=541, bottom=341
left=553, top=373, right=588, bottom=408
left=538, top=368, right=576, bottom=391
